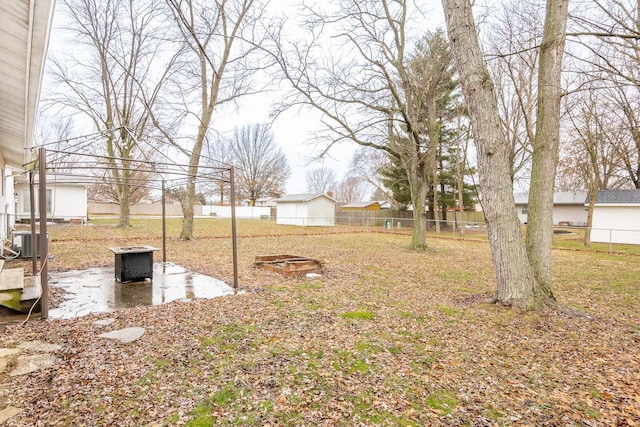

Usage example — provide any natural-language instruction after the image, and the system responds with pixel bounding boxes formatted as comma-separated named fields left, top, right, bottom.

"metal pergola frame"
left=23, top=129, right=239, bottom=319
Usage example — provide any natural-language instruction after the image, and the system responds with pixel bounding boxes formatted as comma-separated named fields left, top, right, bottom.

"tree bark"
left=442, top=0, right=543, bottom=309
left=525, top=0, right=569, bottom=290
left=409, top=167, right=429, bottom=249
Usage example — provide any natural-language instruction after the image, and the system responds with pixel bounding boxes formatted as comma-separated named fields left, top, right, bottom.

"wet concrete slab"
left=47, top=263, right=234, bottom=319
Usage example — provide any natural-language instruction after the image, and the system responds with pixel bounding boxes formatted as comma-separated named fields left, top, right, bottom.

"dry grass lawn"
left=1, top=220, right=639, bottom=426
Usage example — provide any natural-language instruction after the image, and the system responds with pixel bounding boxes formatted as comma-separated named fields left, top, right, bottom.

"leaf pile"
left=1, top=231, right=639, bottom=426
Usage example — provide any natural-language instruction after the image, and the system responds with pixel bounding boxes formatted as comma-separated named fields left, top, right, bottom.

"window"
left=22, top=188, right=53, bottom=214
left=22, top=189, right=30, bottom=212
left=522, top=204, right=528, bottom=215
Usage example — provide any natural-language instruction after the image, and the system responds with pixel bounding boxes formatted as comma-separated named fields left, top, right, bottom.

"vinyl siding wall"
left=590, top=205, right=640, bottom=245
left=276, top=198, right=335, bottom=226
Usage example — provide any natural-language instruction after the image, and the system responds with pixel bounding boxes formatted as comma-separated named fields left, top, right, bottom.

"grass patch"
left=186, top=384, right=242, bottom=426
left=200, top=323, right=259, bottom=352
left=425, top=390, right=457, bottom=416
left=341, top=310, right=376, bottom=320
left=485, top=406, right=504, bottom=421
left=436, top=305, right=461, bottom=316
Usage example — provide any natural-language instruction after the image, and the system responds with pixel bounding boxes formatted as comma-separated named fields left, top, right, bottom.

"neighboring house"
left=15, top=175, right=88, bottom=223
left=254, top=198, right=277, bottom=207
left=275, top=193, right=337, bottom=226
left=590, top=189, right=640, bottom=245
left=0, top=1, right=55, bottom=239
left=514, top=191, right=588, bottom=226
left=341, top=201, right=382, bottom=210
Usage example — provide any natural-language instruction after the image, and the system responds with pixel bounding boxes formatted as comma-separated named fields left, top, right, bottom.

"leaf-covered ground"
left=1, top=227, right=639, bottom=426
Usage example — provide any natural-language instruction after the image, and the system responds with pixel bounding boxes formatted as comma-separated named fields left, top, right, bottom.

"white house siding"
left=275, top=193, right=336, bottom=226
left=515, top=203, right=528, bottom=224
left=514, top=191, right=587, bottom=225
left=590, top=205, right=640, bottom=245
left=306, top=197, right=335, bottom=226
left=0, top=163, right=8, bottom=240
left=277, top=202, right=308, bottom=226
left=552, top=205, right=588, bottom=226
left=16, top=184, right=87, bottom=222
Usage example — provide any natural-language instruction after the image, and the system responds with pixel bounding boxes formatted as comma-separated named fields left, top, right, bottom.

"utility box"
left=108, top=246, right=158, bottom=282
left=12, top=231, right=48, bottom=259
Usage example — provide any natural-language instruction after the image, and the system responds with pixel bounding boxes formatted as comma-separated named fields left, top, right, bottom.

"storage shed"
left=275, top=193, right=337, bottom=226
left=590, top=189, right=640, bottom=245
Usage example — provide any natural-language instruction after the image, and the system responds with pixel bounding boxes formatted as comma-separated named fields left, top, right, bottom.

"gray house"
left=514, top=191, right=588, bottom=226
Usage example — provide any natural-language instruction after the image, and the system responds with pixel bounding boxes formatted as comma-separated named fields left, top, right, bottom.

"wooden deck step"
left=0, top=268, right=25, bottom=312
left=0, top=268, right=24, bottom=291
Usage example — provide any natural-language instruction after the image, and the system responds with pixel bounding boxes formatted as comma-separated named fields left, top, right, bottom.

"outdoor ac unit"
left=12, top=231, right=47, bottom=259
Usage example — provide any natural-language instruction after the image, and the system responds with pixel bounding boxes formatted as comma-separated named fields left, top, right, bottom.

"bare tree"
left=350, top=147, right=399, bottom=208
left=306, top=168, right=336, bottom=194
left=486, top=1, right=545, bottom=188
left=268, top=1, right=456, bottom=249
left=606, top=85, right=640, bottom=188
left=152, top=0, right=269, bottom=239
left=202, top=137, right=235, bottom=205
left=46, top=0, right=176, bottom=226
left=525, top=0, right=570, bottom=291
left=442, top=0, right=569, bottom=309
left=334, top=175, right=371, bottom=203
left=226, top=124, right=290, bottom=205
left=569, top=1, right=640, bottom=189
left=559, top=83, right=630, bottom=244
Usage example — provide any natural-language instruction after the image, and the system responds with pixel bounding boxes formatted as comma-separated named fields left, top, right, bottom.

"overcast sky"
left=40, top=0, right=447, bottom=196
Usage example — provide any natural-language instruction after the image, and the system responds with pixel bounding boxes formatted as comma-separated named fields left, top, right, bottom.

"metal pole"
left=162, top=179, right=166, bottom=266
left=230, top=168, right=239, bottom=291
left=38, top=148, right=48, bottom=319
left=29, top=171, right=37, bottom=275
left=609, top=229, right=612, bottom=254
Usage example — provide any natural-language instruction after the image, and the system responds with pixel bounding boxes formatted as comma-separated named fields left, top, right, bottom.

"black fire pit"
left=108, top=246, right=159, bottom=283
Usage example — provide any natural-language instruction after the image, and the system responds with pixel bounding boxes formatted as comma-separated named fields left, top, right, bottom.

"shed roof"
left=341, top=201, right=381, bottom=209
left=14, top=173, right=93, bottom=186
left=594, top=189, right=640, bottom=205
left=275, top=193, right=337, bottom=203
left=514, top=191, right=588, bottom=205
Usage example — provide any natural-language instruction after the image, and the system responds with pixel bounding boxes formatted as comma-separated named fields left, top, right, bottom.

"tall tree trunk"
left=428, top=101, right=441, bottom=233
left=456, top=120, right=469, bottom=236
left=442, top=0, right=542, bottom=309
left=119, top=187, right=131, bottom=227
left=408, top=165, right=429, bottom=250
left=525, top=0, right=569, bottom=290
left=584, top=188, right=597, bottom=246
left=180, top=119, right=209, bottom=240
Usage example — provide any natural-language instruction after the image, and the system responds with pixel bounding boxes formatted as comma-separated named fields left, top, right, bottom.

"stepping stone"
left=18, top=341, right=62, bottom=353
left=0, top=406, right=23, bottom=424
left=99, top=327, right=145, bottom=343
left=10, top=354, right=59, bottom=376
left=0, top=348, right=22, bottom=358
left=93, top=318, right=116, bottom=326
left=0, top=348, right=22, bottom=373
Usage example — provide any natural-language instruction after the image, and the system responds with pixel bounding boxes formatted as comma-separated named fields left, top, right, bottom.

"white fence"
left=201, top=205, right=271, bottom=219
